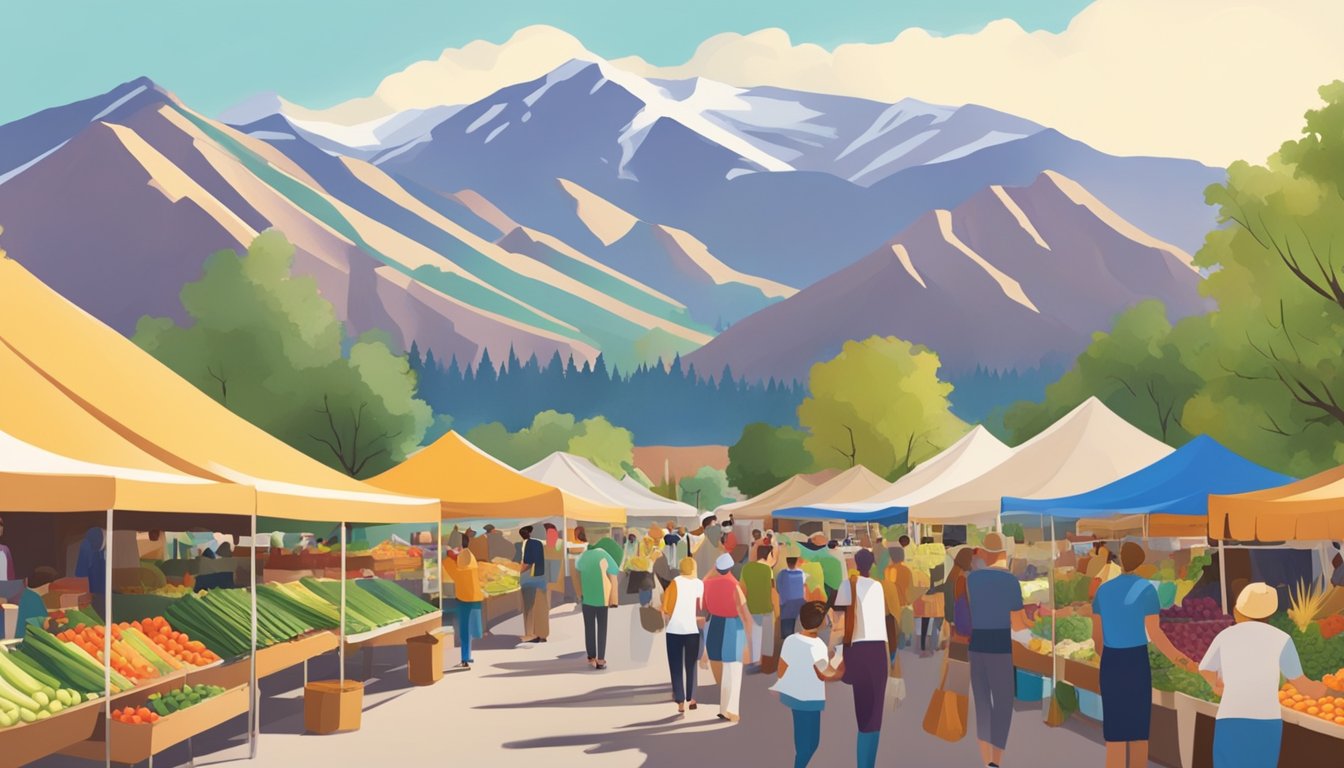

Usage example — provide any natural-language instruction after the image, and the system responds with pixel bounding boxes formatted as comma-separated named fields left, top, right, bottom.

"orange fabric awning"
left=370, top=432, right=623, bottom=523
left=1209, top=466, right=1344, bottom=541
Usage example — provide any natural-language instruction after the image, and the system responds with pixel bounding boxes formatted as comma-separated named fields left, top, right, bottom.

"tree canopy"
left=679, top=466, right=734, bottom=511
left=134, top=230, right=431, bottom=478
left=726, top=423, right=814, bottom=497
left=465, top=410, right=635, bottom=478
left=797, top=336, right=967, bottom=480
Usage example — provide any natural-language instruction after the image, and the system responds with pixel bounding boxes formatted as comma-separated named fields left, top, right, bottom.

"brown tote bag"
left=922, top=650, right=970, bottom=742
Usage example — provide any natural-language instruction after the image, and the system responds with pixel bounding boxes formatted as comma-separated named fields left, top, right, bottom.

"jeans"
left=791, top=708, right=821, bottom=768
left=666, top=632, right=700, bottom=703
left=970, top=650, right=1015, bottom=750
left=1213, top=717, right=1282, bottom=768
left=639, top=589, right=653, bottom=606
left=781, top=617, right=797, bottom=640
left=856, top=730, right=880, bottom=768
left=455, top=600, right=482, bottom=664
left=920, top=617, right=943, bottom=651
left=582, top=604, right=609, bottom=660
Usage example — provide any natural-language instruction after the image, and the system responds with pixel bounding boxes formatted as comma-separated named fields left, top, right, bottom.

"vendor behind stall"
left=74, top=527, right=107, bottom=603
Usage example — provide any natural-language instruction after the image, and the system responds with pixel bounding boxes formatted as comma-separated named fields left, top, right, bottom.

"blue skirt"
left=1213, top=718, right=1281, bottom=768
left=1099, top=645, right=1152, bottom=742
left=706, top=615, right=745, bottom=662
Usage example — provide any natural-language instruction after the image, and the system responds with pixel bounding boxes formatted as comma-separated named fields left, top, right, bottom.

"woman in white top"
left=772, top=600, right=844, bottom=767
left=1198, top=582, right=1325, bottom=768
left=662, top=556, right=705, bottom=714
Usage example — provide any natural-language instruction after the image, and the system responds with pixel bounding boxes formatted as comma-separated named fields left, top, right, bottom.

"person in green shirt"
left=741, top=543, right=778, bottom=670
left=576, top=541, right=619, bottom=670
left=797, top=535, right=845, bottom=604
left=593, top=535, right=624, bottom=569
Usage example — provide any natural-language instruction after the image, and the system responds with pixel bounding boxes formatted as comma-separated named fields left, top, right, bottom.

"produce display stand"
left=482, top=589, right=524, bottom=629
left=59, top=683, right=250, bottom=764
left=344, top=612, right=441, bottom=651
left=0, top=696, right=104, bottom=767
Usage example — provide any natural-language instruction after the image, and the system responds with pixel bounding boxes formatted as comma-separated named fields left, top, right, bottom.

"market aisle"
left=38, top=605, right=1155, bottom=767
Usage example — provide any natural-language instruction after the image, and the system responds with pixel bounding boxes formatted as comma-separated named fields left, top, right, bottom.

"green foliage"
left=679, top=466, right=733, bottom=510
left=465, top=410, right=634, bottom=477
left=1003, top=301, right=1201, bottom=446
left=133, top=230, right=430, bottom=477
left=798, top=336, right=967, bottom=479
left=1003, top=81, right=1344, bottom=478
left=726, top=423, right=814, bottom=496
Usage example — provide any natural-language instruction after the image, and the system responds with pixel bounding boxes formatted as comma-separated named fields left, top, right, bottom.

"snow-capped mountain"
left=0, top=59, right=1220, bottom=388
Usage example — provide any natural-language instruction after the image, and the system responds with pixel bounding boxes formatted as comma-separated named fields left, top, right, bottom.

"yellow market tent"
left=370, top=431, right=624, bottom=524
left=1209, top=466, right=1344, bottom=541
left=0, top=256, right=436, bottom=524
left=0, top=336, right=253, bottom=515
left=0, top=428, right=252, bottom=515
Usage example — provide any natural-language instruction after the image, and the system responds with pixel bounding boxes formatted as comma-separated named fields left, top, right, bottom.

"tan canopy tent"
left=523, top=453, right=693, bottom=520
left=910, top=397, right=1174, bottom=528
left=1209, top=466, right=1344, bottom=541
left=713, top=475, right=817, bottom=521
left=777, top=465, right=893, bottom=512
left=371, top=432, right=623, bottom=524
left=0, top=257, right=437, bottom=524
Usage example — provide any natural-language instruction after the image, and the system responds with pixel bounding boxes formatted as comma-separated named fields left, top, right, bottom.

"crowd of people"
left=442, top=513, right=1320, bottom=768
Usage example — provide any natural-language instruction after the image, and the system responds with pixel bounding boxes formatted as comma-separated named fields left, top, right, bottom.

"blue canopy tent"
left=773, top=505, right=909, bottom=525
left=1000, top=435, right=1293, bottom=533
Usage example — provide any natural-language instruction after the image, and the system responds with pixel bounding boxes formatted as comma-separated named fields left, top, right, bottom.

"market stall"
left=370, top=433, right=623, bottom=629
left=765, top=465, right=890, bottom=535
left=0, top=256, right=443, bottom=756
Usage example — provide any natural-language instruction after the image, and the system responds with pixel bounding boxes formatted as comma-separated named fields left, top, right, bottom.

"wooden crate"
left=61, top=684, right=250, bottom=764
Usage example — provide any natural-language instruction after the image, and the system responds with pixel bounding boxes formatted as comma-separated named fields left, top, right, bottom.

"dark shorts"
left=1100, top=645, right=1152, bottom=742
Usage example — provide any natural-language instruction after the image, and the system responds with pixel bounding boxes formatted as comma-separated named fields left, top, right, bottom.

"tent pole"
left=339, top=523, right=346, bottom=685
left=1049, top=514, right=1057, bottom=700
left=1218, top=538, right=1229, bottom=615
left=437, top=517, right=444, bottom=611
left=249, top=512, right=258, bottom=758
left=104, top=508, right=113, bottom=768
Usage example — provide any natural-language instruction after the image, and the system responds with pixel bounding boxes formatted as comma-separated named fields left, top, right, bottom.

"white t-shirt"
left=1199, top=621, right=1304, bottom=720
left=666, top=576, right=704, bottom=635
left=770, top=633, right=830, bottom=702
left=834, top=577, right=888, bottom=643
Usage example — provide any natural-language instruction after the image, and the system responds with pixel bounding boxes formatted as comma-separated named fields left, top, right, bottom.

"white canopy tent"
left=908, top=397, right=1174, bottom=528
left=523, top=453, right=698, bottom=520
left=772, top=465, right=891, bottom=514
left=780, top=426, right=1014, bottom=523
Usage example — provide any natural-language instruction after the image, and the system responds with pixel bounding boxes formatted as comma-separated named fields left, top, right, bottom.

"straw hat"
left=1235, top=582, right=1278, bottom=620
left=982, top=532, right=1007, bottom=553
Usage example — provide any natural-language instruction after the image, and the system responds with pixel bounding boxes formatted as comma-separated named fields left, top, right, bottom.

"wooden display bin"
left=0, top=697, right=102, bottom=766
left=61, top=684, right=250, bottom=764
left=482, top=589, right=523, bottom=629
left=1063, top=658, right=1100, bottom=693
left=304, top=680, right=362, bottom=734
left=1012, top=643, right=1055, bottom=678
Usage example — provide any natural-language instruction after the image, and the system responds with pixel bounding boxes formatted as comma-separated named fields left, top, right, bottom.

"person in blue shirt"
left=74, top=527, right=107, bottom=606
left=777, top=556, right=807, bottom=640
left=965, top=533, right=1029, bottom=768
left=1092, top=542, right=1190, bottom=768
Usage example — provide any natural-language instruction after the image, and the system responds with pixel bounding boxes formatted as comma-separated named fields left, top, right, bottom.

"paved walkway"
left=38, top=604, right=1149, bottom=767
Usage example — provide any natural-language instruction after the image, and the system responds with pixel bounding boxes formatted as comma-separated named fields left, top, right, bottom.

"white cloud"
left=296, top=0, right=1344, bottom=166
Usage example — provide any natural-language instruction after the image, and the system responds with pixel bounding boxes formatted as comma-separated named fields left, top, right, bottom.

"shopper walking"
left=742, top=543, right=778, bottom=669
left=518, top=525, right=549, bottom=644
left=626, top=534, right=657, bottom=607
left=576, top=538, right=620, bottom=670
left=447, top=548, right=484, bottom=669
left=1093, top=542, right=1190, bottom=768
left=771, top=600, right=844, bottom=768
left=662, top=556, right=705, bottom=714
left=945, top=548, right=975, bottom=658
left=778, top=554, right=808, bottom=641
left=966, top=533, right=1030, bottom=768
left=884, top=545, right=914, bottom=654
left=542, top=522, right=563, bottom=606
left=834, top=549, right=892, bottom=768
left=1198, top=582, right=1325, bottom=768
left=704, top=552, right=752, bottom=721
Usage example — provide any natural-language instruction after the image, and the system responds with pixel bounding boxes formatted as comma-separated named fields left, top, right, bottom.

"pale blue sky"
left=1, top=0, right=1096, bottom=123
